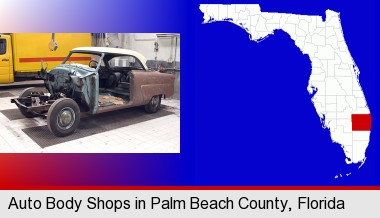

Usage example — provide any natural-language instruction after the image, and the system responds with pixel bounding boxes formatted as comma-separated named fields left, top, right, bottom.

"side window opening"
left=109, top=56, right=143, bottom=69
left=89, top=55, right=105, bottom=67
left=0, top=39, right=6, bottom=55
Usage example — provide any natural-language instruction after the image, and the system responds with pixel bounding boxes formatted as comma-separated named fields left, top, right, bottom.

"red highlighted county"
left=352, top=114, right=371, bottom=131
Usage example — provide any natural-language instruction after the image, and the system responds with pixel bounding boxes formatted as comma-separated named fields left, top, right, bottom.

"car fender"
left=130, top=71, right=175, bottom=105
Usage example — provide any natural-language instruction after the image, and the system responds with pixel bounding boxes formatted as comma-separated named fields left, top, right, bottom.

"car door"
left=0, top=35, right=12, bottom=83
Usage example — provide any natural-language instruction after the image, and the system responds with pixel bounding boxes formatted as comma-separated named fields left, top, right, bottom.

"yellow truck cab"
left=0, top=33, right=91, bottom=84
left=0, top=35, right=13, bottom=83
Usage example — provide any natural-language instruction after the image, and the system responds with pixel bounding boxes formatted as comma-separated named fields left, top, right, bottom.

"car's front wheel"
left=144, top=95, right=161, bottom=113
left=47, top=98, right=80, bottom=137
left=18, top=87, right=44, bottom=118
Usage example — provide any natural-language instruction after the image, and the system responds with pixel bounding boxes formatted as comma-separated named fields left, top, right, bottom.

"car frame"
left=11, top=47, right=175, bottom=137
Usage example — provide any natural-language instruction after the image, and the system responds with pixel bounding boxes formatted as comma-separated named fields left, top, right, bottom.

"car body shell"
left=51, top=47, right=174, bottom=114
left=12, top=47, right=175, bottom=115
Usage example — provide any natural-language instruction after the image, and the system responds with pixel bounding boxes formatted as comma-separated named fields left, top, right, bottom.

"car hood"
left=49, top=63, right=96, bottom=78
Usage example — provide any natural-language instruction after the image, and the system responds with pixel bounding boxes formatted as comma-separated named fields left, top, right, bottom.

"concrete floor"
left=0, top=87, right=180, bottom=153
left=0, top=80, right=44, bottom=88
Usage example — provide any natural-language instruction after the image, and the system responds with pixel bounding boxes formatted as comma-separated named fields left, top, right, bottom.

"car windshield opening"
left=63, top=52, right=103, bottom=68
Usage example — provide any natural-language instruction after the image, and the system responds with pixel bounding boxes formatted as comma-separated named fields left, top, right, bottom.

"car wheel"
left=144, top=95, right=161, bottom=113
left=18, top=87, right=45, bottom=118
left=47, top=98, right=80, bottom=137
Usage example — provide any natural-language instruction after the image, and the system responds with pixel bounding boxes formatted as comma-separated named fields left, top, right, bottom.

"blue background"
left=193, top=0, right=377, bottom=185
left=0, top=0, right=378, bottom=187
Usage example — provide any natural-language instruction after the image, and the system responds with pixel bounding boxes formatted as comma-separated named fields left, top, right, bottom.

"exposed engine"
left=41, top=64, right=96, bottom=99
left=46, top=68, right=73, bottom=97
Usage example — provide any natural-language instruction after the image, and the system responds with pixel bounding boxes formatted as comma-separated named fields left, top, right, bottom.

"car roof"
left=72, top=47, right=148, bottom=70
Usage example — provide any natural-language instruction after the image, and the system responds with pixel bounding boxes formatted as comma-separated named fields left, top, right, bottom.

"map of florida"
left=200, top=4, right=371, bottom=165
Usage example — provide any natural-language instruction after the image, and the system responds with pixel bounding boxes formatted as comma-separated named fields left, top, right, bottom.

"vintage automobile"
left=11, top=47, right=175, bottom=137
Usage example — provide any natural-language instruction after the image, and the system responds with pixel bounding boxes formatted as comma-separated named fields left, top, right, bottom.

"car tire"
left=18, top=87, right=45, bottom=118
left=144, top=95, right=161, bottom=113
left=47, top=98, right=80, bottom=137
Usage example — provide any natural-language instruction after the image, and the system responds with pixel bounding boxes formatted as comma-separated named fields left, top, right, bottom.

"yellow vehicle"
left=0, top=33, right=91, bottom=84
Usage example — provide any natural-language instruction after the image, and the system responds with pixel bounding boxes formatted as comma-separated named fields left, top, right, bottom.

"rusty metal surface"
left=173, top=71, right=180, bottom=100
left=26, top=104, right=51, bottom=113
left=10, top=98, right=28, bottom=109
left=130, top=70, right=175, bottom=105
left=95, top=101, right=134, bottom=114
left=11, top=98, right=52, bottom=113
left=22, top=107, right=174, bottom=148
left=99, top=95, right=124, bottom=106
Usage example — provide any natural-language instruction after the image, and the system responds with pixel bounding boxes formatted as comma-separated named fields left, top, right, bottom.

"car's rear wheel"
left=47, top=98, right=80, bottom=137
left=18, top=87, right=44, bottom=118
left=144, top=95, right=161, bottom=113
